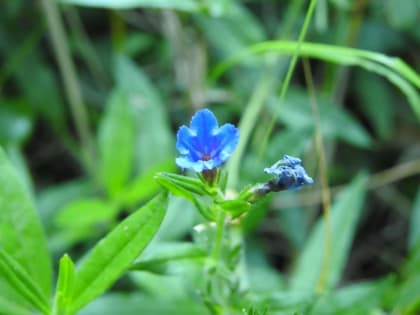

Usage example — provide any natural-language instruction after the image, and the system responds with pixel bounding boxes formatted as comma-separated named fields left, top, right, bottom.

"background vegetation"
left=0, top=0, right=419, bottom=314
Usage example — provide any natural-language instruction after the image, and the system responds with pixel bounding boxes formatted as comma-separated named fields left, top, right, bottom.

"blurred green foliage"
left=0, top=0, right=419, bottom=314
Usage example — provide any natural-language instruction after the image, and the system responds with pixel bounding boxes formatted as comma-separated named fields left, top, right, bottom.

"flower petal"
left=176, top=157, right=205, bottom=172
left=176, top=126, right=201, bottom=161
left=189, top=109, right=219, bottom=156
left=211, top=123, right=239, bottom=163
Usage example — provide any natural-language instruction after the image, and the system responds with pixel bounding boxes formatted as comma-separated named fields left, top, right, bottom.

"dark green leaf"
left=114, top=55, right=173, bottom=174
left=98, top=89, right=135, bottom=197
left=69, top=193, right=168, bottom=314
left=291, top=174, right=368, bottom=291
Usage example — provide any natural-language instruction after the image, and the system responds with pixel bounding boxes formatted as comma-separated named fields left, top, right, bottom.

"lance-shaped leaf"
left=0, top=148, right=51, bottom=297
left=0, top=248, right=50, bottom=315
left=155, top=172, right=209, bottom=198
left=69, top=193, right=167, bottom=314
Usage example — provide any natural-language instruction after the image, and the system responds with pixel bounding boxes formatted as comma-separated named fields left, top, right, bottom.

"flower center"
left=202, top=154, right=211, bottom=161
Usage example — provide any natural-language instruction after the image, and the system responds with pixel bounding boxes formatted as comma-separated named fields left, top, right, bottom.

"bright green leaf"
left=69, top=193, right=168, bottom=314
left=0, top=147, right=52, bottom=297
left=130, top=242, right=206, bottom=273
left=52, top=254, right=75, bottom=315
left=0, top=248, right=50, bottom=315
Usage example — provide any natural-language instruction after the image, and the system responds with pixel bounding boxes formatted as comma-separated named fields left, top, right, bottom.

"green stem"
left=211, top=208, right=226, bottom=263
left=40, top=0, right=95, bottom=173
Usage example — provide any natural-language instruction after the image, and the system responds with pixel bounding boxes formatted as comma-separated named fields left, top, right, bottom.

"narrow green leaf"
left=130, top=242, right=206, bottom=273
left=52, top=254, right=75, bottom=315
left=0, top=248, right=50, bottom=315
left=59, top=0, right=201, bottom=12
left=98, top=89, right=135, bottom=197
left=155, top=172, right=208, bottom=197
left=218, top=199, right=251, bottom=218
left=211, top=41, right=420, bottom=121
left=0, top=147, right=52, bottom=297
left=291, top=174, right=368, bottom=291
left=69, top=193, right=168, bottom=314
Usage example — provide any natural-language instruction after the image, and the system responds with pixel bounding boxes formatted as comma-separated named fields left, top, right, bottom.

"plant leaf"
left=69, top=193, right=168, bottom=314
left=98, top=89, right=135, bottom=198
left=0, top=248, right=50, bottom=315
left=52, top=254, right=75, bottom=315
left=291, top=173, right=368, bottom=291
left=0, top=147, right=52, bottom=297
left=59, top=0, right=201, bottom=12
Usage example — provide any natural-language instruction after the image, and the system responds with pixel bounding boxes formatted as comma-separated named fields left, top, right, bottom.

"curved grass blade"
left=211, top=41, right=420, bottom=121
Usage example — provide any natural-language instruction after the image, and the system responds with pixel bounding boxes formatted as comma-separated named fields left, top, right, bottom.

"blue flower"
left=176, top=109, right=239, bottom=172
left=264, top=155, right=314, bottom=190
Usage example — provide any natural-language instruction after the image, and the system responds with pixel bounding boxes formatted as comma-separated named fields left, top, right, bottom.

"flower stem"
left=211, top=207, right=226, bottom=263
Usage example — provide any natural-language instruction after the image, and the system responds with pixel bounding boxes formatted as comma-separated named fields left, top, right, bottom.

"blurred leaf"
left=354, top=71, right=394, bottom=138
left=98, top=89, right=135, bottom=197
left=218, top=199, right=251, bottom=218
left=37, top=179, right=95, bottom=231
left=0, top=147, right=52, bottom=298
left=310, top=277, right=394, bottom=315
left=14, top=58, right=65, bottom=130
left=59, top=0, right=201, bottom=11
left=5, top=145, right=34, bottom=196
left=0, top=295, right=33, bottom=315
left=0, top=100, right=33, bottom=146
left=114, top=55, right=173, bottom=173
left=409, top=188, right=420, bottom=250
left=195, top=2, right=265, bottom=59
left=77, top=292, right=209, bottom=315
left=291, top=173, right=368, bottom=291
left=154, top=196, right=198, bottom=241
left=384, top=0, right=418, bottom=30
left=0, top=248, right=50, bottom=315
left=55, top=198, right=117, bottom=236
left=52, top=254, right=75, bottom=315
left=70, top=193, right=167, bottom=314
left=276, top=207, right=308, bottom=250
left=277, top=88, right=372, bottom=148
left=356, top=19, right=407, bottom=53
left=118, top=159, right=175, bottom=207
left=246, top=240, right=286, bottom=293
